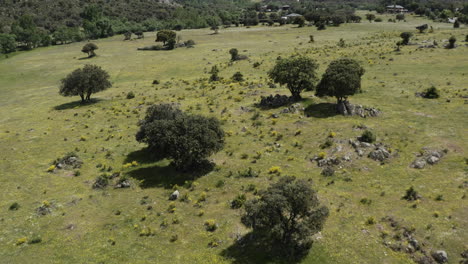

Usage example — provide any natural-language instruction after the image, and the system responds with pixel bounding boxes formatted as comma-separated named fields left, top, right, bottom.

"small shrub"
left=321, top=167, right=335, bottom=177
left=318, top=152, right=327, bottom=160
left=139, top=227, right=155, bottom=236
left=230, top=194, right=246, bottom=209
left=168, top=202, right=176, bottom=213
left=374, top=18, right=382, bottom=22
left=360, top=198, right=372, bottom=205
left=46, top=165, right=56, bottom=172
left=320, top=138, right=334, bottom=149
left=170, top=234, right=178, bottom=242
left=9, top=202, right=20, bottom=211
left=232, top=71, right=244, bottom=82
left=268, top=166, right=281, bottom=174
left=184, top=39, right=196, bottom=47
left=16, top=237, right=27, bottom=246
left=198, top=210, right=205, bottom=216
left=215, top=180, right=225, bottom=188
left=423, top=86, right=439, bottom=99
left=29, top=235, right=42, bottom=244
left=208, top=239, right=220, bottom=247
left=238, top=167, right=259, bottom=178
left=328, top=132, right=336, bottom=138
left=204, top=219, right=217, bottom=231
left=198, top=192, right=207, bottom=202
left=448, top=36, right=456, bottom=49
left=126, top=91, right=135, bottom=99
left=337, top=38, right=345, bottom=47
left=402, top=186, right=420, bottom=201
left=253, top=62, right=261, bottom=68
left=366, top=216, right=376, bottom=225
left=359, top=130, right=376, bottom=143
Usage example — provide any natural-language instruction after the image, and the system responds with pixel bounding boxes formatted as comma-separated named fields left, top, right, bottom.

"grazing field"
left=0, top=13, right=467, bottom=264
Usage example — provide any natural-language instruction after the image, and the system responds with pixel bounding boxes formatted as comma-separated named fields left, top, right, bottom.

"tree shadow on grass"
left=54, top=98, right=103, bottom=110
left=126, top=157, right=215, bottom=189
left=78, top=55, right=96, bottom=60
left=124, top=148, right=161, bottom=165
left=304, top=103, right=339, bottom=118
left=221, top=233, right=304, bottom=264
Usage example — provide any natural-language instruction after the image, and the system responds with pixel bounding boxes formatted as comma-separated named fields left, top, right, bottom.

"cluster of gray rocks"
left=410, top=149, right=447, bottom=169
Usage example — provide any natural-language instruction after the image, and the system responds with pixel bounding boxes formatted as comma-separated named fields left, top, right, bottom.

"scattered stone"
left=416, top=256, right=436, bottom=264
left=92, top=175, right=109, bottom=189
left=356, top=149, right=364, bottom=157
left=411, top=149, right=446, bottom=169
left=52, top=152, right=83, bottom=170
left=279, top=103, right=304, bottom=114
left=36, top=205, right=51, bottom=216
left=426, top=156, right=439, bottom=165
left=411, top=159, right=427, bottom=169
left=169, top=190, right=179, bottom=201
left=431, top=250, right=448, bottom=263
left=368, top=147, right=391, bottom=162
left=336, top=101, right=381, bottom=117
left=115, top=179, right=131, bottom=188
left=316, top=157, right=341, bottom=167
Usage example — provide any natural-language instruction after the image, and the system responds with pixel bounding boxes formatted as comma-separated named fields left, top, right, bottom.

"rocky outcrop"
left=336, top=100, right=381, bottom=117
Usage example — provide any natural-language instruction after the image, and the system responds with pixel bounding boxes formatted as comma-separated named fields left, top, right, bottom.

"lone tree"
left=453, top=20, right=460, bottom=28
left=81, top=43, right=98, bottom=57
left=156, top=30, right=176, bottom=45
left=60, top=64, right=111, bottom=103
left=316, top=58, right=365, bottom=113
left=229, top=48, right=238, bottom=61
left=241, top=176, right=329, bottom=259
left=268, top=56, right=319, bottom=101
left=400, top=32, right=413, bottom=45
left=136, top=104, right=225, bottom=171
left=365, top=13, right=376, bottom=22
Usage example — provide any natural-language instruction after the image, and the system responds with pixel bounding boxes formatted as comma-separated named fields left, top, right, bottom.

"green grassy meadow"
left=0, top=13, right=467, bottom=264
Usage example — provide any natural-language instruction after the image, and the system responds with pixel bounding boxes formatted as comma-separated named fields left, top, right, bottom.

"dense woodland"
left=0, top=0, right=467, bottom=53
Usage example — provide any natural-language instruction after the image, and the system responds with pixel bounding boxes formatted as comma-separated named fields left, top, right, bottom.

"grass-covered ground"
left=0, top=13, right=467, bottom=264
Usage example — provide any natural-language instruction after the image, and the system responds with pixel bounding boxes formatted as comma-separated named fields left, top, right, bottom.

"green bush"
left=423, top=86, right=439, bottom=99
left=360, top=130, right=376, bottom=143
left=230, top=194, right=246, bottom=209
left=9, top=202, right=20, bottom=211
left=232, top=71, right=244, bottom=82
left=126, top=91, right=135, bottom=99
